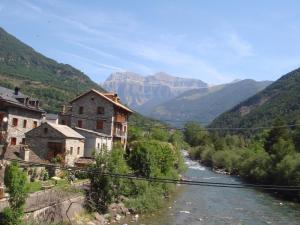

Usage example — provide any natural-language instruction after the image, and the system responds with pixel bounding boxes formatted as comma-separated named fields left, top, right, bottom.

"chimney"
left=14, top=87, right=20, bottom=95
left=20, top=146, right=30, bottom=161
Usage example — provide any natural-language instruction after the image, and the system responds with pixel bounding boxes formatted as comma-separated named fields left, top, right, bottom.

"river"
left=120, top=153, right=300, bottom=225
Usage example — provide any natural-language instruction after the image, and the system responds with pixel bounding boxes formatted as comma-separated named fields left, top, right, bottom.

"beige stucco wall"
left=65, top=139, right=84, bottom=166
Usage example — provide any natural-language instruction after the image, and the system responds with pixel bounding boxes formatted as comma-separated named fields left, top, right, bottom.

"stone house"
left=74, top=127, right=112, bottom=157
left=25, top=122, right=85, bottom=166
left=0, top=86, right=45, bottom=148
left=59, top=89, right=133, bottom=149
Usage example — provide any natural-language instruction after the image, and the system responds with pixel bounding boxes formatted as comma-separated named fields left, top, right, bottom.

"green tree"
left=150, top=128, right=169, bottom=142
left=292, top=121, right=300, bottom=152
left=183, top=122, right=209, bottom=147
left=108, top=144, right=131, bottom=198
left=264, top=118, right=290, bottom=154
left=1, top=162, right=28, bottom=225
left=87, top=149, right=113, bottom=213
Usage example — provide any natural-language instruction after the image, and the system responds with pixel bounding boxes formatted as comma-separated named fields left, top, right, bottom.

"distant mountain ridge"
left=0, top=27, right=105, bottom=112
left=210, top=67, right=300, bottom=131
left=103, top=71, right=208, bottom=114
left=149, top=79, right=272, bottom=126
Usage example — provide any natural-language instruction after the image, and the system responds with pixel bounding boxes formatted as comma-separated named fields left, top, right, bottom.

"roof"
left=46, top=113, right=58, bottom=120
left=3, top=145, right=44, bottom=164
left=74, top=127, right=112, bottom=138
left=75, top=157, right=95, bottom=165
left=0, top=86, right=44, bottom=113
left=70, top=89, right=133, bottom=113
left=47, top=123, right=85, bottom=139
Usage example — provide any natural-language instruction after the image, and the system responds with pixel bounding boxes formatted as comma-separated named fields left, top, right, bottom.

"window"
left=44, top=127, right=48, bottom=134
left=97, top=143, right=100, bottom=149
left=23, top=120, right=27, bottom=128
left=79, top=106, right=84, bottom=114
left=96, top=120, right=103, bottom=129
left=77, top=147, right=80, bottom=155
left=21, top=138, right=25, bottom=144
left=10, top=137, right=16, bottom=145
left=12, top=118, right=18, bottom=127
left=78, top=120, right=82, bottom=128
left=61, top=120, right=66, bottom=125
left=33, top=121, right=38, bottom=128
left=70, top=147, right=73, bottom=155
left=97, top=106, right=104, bottom=114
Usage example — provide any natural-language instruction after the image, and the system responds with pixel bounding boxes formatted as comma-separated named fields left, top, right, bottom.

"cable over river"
left=120, top=152, right=300, bottom=225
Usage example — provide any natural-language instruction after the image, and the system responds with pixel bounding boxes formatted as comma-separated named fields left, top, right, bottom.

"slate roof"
left=46, top=113, right=58, bottom=120
left=3, top=145, right=44, bottom=164
left=0, top=86, right=44, bottom=113
left=70, top=89, right=133, bottom=113
left=47, top=123, right=85, bottom=139
left=74, top=127, right=112, bottom=138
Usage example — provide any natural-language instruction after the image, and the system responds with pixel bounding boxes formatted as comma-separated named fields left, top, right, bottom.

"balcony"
left=115, top=114, right=127, bottom=123
left=113, top=129, right=125, bottom=138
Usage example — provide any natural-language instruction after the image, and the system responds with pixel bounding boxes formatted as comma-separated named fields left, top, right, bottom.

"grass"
left=27, top=179, right=85, bottom=193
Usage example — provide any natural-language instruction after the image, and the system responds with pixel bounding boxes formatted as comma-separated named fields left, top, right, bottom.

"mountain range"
left=0, top=27, right=104, bottom=112
left=150, top=79, right=272, bottom=126
left=210, top=67, right=300, bottom=131
left=3, top=25, right=299, bottom=132
left=102, top=72, right=208, bottom=114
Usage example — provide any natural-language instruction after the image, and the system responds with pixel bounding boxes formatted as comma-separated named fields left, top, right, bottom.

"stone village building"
left=0, top=86, right=45, bottom=149
left=26, top=122, right=85, bottom=166
left=0, top=87, right=132, bottom=169
left=59, top=89, right=133, bottom=150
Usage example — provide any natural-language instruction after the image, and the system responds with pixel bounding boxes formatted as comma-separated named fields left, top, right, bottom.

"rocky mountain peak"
left=102, top=71, right=207, bottom=114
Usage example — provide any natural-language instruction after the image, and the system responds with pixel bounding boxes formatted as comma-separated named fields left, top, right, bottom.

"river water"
left=120, top=153, right=300, bottom=225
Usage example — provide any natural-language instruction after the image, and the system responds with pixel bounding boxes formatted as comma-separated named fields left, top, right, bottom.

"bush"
left=275, top=153, right=300, bottom=185
left=3, top=162, right=28, bottom=225
left=238, top=148, right=271, bottom=183
left=125, top=185, right=164, bottom=213
left=0, top=207, right=23, bottom=225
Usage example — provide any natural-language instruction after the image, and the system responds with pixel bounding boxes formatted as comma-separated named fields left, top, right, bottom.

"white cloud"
left=227, top=32, right=254, bottom=57
left=58, top=51, right=125, bottom=71
left=18, top=0, right=42, bottom=13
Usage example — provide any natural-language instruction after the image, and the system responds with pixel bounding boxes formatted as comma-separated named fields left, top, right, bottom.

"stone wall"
left=70, top=91, right=114, bottom=136
left=7, top=108, right=43, bottom=146
left=26, top=123, right=85, bottom=166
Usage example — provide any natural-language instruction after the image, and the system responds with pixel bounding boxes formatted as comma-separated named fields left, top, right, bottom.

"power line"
left=4, top=158, right=300, bottom=191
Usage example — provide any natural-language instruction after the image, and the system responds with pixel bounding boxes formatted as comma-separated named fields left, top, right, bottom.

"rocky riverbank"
left=75, top=202, right=140, bottom=225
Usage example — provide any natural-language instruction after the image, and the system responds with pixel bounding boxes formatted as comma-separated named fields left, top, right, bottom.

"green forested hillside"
left=150, top=79, right=271, bottom=126
left=210, top=68, right=300, bottom=131
left=0, top=27, right=104, bottom=111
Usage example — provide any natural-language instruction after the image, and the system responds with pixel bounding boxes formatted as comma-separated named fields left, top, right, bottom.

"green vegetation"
left=1, top=162, right=29, bottom=225
left=185, top=121, right=300, bottom=199
left=87, top=127, right=186, bottom=214
left=210, top=68, right=300, bottom=135
left=0, top=27, right=104, bottom=112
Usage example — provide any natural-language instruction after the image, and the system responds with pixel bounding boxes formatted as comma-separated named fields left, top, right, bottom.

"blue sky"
left=1, top=0, right=300, bottom=84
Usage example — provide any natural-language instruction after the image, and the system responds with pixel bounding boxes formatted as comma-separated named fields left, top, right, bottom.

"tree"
left=87, top=148, right=113, bottom=213
left=183, top=122, right=209, bottom=147
left=107, top=144, right=131, bottom=198
left=264, top=118, right=290, bottom=154
left=1, top=162, right=28, bottom=225
left=150, top=128, right=169, bottom=142
left=292, top=121, right=300, bottom=152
